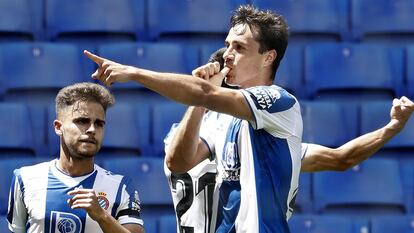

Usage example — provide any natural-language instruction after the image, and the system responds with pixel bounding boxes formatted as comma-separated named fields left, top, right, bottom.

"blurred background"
left=0, top=0, right=414, bottom=232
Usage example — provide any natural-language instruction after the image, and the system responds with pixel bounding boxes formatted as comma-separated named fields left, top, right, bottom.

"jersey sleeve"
left=301, top=143, right=309, bottom=160
left=7, top=169, right=27, bottom=233
left=240, top=86, right=301, bottom=137
left=115, top=177, right=144, bottom=227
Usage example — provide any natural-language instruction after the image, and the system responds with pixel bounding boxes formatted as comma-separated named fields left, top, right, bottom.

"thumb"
left=84, top=50, right=105, bottom=66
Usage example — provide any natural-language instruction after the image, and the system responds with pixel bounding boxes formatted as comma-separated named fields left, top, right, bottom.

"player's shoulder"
left=243, top=85, right=298, bottom=112
left=17, top=160, right=52, bottom=176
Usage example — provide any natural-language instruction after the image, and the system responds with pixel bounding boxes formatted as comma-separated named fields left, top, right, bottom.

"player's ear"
left=264, top=49, right=277, bottom=67
left=54, top=119, right=63, bottom=136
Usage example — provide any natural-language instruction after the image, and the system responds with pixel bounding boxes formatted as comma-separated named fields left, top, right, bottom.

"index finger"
left=67, top=188, right=94, bottom=195
left=84, top=50, right=105, bottom=66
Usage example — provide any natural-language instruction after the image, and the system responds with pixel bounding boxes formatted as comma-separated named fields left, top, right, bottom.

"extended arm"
left=301, top=97, right=414, bottom=172
left=84, top=50, right=253, bottom=122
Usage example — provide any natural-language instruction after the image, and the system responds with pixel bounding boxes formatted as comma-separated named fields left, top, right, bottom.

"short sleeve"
left=7, top=169, right=27, bottom=233
left=115, top=177, right=144, bottom=226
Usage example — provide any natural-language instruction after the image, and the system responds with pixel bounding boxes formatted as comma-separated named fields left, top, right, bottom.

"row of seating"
left=1, top=42, right=414, bottom=103
left=1, top=99, right=413, bottom=159
left=1, top=0, right=414, bottom=45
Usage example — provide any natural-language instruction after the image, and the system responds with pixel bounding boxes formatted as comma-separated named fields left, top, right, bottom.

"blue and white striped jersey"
left=7, top=159, right=143, bottom=233
left=202, top=85, right=303, bottom=233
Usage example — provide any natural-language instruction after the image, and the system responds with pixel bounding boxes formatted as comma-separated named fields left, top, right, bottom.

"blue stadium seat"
left=0, top=103, right=36, bottom=158
left=407, top=46, right=414, bottom=99
left=46, top=0, right=144, bottom=49
left=98, top=42, right=198, bottom=92
left=151, top=101, right=188, bottom=157
left=0, top=215, right=10, bottom=232
left=360, top=101, right=414, bottom=152
left=301, top=101, right=358, bottom=147
left=99, top=104, right=151, bottom=159
left=351, top=0, right=414, bottom=43
left=0, top=0, right=41, bottom=41
left=288, top=215, right=354, bottom=233
left=371, top=216, right=414, bottom=233
left=313, top=158, right=406, bottom=215
left=0, top=42, right=88, bottom=106
left=0, top=157, right=40, bottom=215
left=158, top=214, right=177, bottom=233
left=252, top=0, right=350, bottom=43
left=147, top=0, right=246, bottom=45
left=275, top=46, right=304, bottom=98
left=101, top=157, right=174, bottom=217
left=304, top=43, right=404, bottom=101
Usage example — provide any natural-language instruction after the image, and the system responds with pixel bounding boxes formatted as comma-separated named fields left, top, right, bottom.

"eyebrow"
left=74, top=117, right=106, bottom=125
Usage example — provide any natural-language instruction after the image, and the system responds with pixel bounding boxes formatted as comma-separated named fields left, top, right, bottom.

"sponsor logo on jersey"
left=249, top=88, right=280, bottom=109
left=97, top=192, right=110, bottom=210
left=50, top=211, right=82, bottom=233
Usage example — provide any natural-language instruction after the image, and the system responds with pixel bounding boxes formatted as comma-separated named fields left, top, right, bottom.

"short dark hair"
left=55, top=82, right=114, bottom=117
left=230, top=4, right=289, bottom=79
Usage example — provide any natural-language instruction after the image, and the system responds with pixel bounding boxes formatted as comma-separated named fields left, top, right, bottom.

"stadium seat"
left=0, top=157, right=39, bottom=215
left=147, top=0, right=246, bottom=45
left=351, top=0, right=414, bottom=43
left=46, top=0, right=144, bottom=49
left=98, top=42, right=198, bottom=92
left=0, top=215, right=9, bottom=232
left=151, top=101, right=188, bottom=157
left=0, top=42, right=88, bottom=106
left=101, top=157, right=174, bottom=217
left=274, top=46, right=304, bottom=98
left=301, top=101, right=358, bottom=147
left=360, top=101, right=414, bottom=153
left=288, top=215, right=354, bottom=233
left=99, top=104, right=151, bottom=159
left=251, top=0, right=350, bottom=43
left=371, top=216, right=414, bottom=233
left=0, top=103, right=36, bottom=158
left=407, top=46, right=414, bottom=99
left=304, top=43, right=404, bottom=101
left=158, top=214, right=177, bottom=233
left=313, top=158, right=406, bottom=215
left=0, top=0, right=41, bottom=41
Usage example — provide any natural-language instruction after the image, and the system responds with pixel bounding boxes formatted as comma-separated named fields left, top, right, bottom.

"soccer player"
left=85, top=5, right=301, bottom=232
left=163, top=48, right=414, bottom=233
left=7, top=83, right=145, bottom=233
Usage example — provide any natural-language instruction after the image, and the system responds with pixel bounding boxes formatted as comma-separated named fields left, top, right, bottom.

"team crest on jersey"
left=249, top=88, right=281, bottom=109
left=132, top=190, right=141, bottom=212
left=97, top=192, right=110, bottom=210
left=50, top=211, right=82, bottom=233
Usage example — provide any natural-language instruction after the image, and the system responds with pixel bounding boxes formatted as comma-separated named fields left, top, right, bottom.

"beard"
left=61, top=139, right=100, bottom=160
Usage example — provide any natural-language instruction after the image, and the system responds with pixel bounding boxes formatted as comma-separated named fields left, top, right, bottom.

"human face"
left=55, top=101, right=105, bottom=159
left=223, top=24, right=268, bottom=88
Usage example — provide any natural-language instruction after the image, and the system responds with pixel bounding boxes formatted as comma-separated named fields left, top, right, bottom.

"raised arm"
left=84, top=50, right=253, bottom=122
left=301, top=96, right=414, bottom=172
left=165, top=62, right=225, bottom=173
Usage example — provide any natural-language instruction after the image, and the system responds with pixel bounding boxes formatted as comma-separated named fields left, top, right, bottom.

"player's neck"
left=58, top=151, right=95, bottom=176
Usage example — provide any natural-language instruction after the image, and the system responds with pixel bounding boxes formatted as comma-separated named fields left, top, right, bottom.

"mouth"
left=79, top=139, right=97, bottom=144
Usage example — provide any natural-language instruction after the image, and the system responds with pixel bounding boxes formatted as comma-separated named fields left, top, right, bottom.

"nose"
left=86, top=123, right=96, bottom=135
left=223, top=48, right=234, bottom=64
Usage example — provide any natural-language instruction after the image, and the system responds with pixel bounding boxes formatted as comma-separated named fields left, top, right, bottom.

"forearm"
left=165, top=106, right=208, bottom=173
left=97, top=212, right=143, bottom=233
left=335, top=120, right=401, bottom=167
left=130, top=68, right=216, bottom=107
